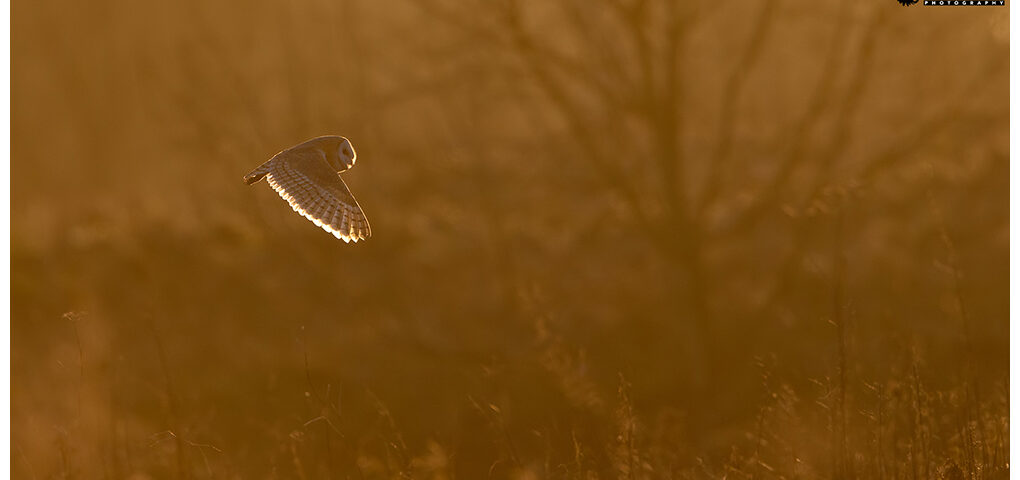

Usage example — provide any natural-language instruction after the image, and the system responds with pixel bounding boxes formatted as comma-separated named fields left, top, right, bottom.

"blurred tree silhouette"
left=413, top=0, right=1006, bottom=394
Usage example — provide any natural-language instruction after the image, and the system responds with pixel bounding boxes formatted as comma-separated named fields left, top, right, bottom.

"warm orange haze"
left=12, top=1, right=1008, bottom=478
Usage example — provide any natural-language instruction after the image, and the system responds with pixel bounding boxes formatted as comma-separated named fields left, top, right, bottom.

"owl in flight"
left=244, top=136, right=371, bottom=243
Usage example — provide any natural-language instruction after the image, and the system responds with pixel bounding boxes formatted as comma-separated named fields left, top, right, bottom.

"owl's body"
left=244, top=136, right=371, bottom=243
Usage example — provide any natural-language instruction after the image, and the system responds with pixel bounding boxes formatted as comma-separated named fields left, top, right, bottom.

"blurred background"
left=12, top=0, right=1008, bottom=478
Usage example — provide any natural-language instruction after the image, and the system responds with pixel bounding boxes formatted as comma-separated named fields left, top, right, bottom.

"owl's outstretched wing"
left=254, top=150, right=371, bottom=242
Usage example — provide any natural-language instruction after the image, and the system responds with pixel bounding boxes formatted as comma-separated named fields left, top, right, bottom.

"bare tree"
left=415, top=0, right=1007, bottom=380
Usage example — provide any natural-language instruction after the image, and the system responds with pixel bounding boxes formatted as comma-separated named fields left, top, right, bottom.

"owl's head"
left=296, top=135, right=358, bottom=172
left=335, top=137, right=357, bottom=171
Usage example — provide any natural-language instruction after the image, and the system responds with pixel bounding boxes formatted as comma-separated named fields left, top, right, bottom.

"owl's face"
left=305, top=136, right=356, bottom=172
left=335, top=137, right=356, bottom=171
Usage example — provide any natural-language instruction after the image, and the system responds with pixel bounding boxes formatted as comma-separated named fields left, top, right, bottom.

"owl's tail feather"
left=244, top=165, right=270, bottom=185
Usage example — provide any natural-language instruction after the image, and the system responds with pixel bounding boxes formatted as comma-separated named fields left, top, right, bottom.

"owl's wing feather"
left=263, top=149, right=371, bottom=242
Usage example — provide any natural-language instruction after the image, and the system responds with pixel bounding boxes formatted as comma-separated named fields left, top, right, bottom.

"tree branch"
left=697, top=0, right=778, bottom=216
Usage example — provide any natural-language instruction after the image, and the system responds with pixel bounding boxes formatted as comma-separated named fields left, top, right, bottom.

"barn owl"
left=244, top=136, right=371, bottom=243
